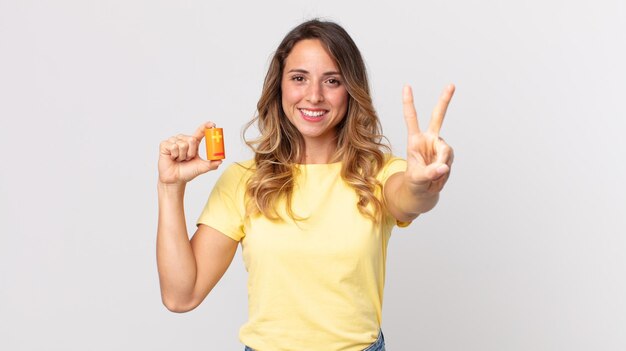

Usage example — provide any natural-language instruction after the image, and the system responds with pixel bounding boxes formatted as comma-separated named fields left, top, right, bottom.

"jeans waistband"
left=243, top=329, right=385, bottom=351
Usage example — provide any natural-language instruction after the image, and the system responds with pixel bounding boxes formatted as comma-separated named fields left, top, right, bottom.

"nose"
left=306, top=82, right=324, bottom=103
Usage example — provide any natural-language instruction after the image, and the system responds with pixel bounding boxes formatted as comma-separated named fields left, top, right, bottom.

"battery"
left=204, top=127, right=225, bottom=160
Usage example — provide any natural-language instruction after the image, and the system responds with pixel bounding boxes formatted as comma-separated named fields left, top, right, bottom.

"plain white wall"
left=1, top=1, right=625, bottom=350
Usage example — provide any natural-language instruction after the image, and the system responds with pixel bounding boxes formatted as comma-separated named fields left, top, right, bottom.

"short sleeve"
left=376, top=156, right=407, bottom=184
left=196, top=161, right=252, bottom=241
left=377, top=155, right=412, bottom=228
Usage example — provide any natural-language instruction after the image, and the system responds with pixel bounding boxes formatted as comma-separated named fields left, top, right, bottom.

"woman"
left=156, top=19, right=455, bottom=351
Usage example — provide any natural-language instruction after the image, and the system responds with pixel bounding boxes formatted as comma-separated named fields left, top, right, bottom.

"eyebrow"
left=287, top=68, right=342, bottom=76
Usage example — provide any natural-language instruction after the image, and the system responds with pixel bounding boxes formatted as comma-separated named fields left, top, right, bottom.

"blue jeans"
left=244, top=329, right=385, bottom=351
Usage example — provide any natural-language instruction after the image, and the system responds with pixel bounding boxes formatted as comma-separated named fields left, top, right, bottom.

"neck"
left=300, top=138, right=338, bottom=164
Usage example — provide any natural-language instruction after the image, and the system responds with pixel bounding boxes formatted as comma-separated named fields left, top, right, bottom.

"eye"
left=291, top=75, right=305, bottom=82
left=326, top=78, right=341, bottom=86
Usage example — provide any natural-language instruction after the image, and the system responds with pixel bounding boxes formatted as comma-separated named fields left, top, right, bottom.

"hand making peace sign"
left=402, top=84, right=456, bottom=195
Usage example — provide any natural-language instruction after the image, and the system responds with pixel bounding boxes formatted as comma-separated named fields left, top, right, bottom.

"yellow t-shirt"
left=197, top=156, right=408, bottom=351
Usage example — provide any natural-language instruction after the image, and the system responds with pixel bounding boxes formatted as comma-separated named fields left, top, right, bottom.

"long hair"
left=243, top=19, right=390, bottom=222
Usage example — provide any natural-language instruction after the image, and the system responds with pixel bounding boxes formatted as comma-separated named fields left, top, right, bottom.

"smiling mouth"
left=299, top=108, right=328, bottom=121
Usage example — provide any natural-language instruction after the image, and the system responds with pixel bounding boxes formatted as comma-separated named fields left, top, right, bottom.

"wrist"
left=405, top=180, right=435, bottom=199
left=157, top=181, right=186, bottom=194
left=404, top=181, right=440, bottom=213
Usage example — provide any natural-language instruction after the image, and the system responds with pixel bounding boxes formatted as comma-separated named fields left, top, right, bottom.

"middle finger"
left=427, top=84, right=455, bottom=135
left=175, top=140, right=189, bottom=161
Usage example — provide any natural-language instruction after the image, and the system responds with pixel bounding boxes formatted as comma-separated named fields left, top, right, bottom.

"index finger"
left=428, top=84, right=455, bottom=135
left=192, top=121, right=216, bottom=141
left=403, top=85, right=421, bottom=135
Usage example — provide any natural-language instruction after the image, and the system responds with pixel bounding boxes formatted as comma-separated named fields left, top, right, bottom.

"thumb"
left=196, top=159, right=222, bottom=173
left=424, top=163, right=449, bottom=181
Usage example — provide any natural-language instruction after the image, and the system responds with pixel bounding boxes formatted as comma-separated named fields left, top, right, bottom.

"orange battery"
left=204, top=128, right=225, bottom=160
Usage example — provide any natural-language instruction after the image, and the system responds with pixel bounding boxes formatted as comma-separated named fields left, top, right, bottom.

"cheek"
left=331, top=89, right=349, bottom=112
left=281, top=83, right=302, bottom=107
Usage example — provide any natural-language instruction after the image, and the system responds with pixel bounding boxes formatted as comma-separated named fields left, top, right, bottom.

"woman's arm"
left=384, top=85, right=455, bottom=222
left=156, top=122, right=236, bottom=313
left=384, top=172, right=440, bottom=222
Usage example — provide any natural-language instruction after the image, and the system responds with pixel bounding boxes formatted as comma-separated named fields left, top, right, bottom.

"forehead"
left=284, top=39, right=339, bottom=71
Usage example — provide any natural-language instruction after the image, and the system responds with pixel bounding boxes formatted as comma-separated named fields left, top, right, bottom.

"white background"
left=1, top=1, right=625, bottom=350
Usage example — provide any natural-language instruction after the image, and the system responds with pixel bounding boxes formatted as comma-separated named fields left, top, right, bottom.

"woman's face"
left=281, top=39, right=348, bottom=146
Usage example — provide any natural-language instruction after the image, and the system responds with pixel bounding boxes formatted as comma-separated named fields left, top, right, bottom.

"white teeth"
left=300, top=109, right=325, bottom=117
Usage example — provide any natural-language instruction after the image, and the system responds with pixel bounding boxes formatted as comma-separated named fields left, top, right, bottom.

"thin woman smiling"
left=156, top=19, right=455, bottom=351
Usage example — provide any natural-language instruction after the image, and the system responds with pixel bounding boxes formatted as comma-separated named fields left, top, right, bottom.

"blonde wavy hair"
left=243, top=19, right=390, bottom=222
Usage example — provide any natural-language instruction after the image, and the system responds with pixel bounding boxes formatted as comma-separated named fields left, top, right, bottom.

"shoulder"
left=215, top=159, right=255, bottom=188
left=224, top=159, right=255, bottom=175
left=376, top=154, right=407, bottom=182
left=222, top=160, right=256, bottom=176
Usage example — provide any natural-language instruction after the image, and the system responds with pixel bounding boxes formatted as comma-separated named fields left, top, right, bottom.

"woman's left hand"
left=402, top=84, right=455, bottom=196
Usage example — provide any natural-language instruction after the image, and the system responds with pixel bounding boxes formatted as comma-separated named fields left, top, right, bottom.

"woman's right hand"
left=158, top=121, right=222, bottom=185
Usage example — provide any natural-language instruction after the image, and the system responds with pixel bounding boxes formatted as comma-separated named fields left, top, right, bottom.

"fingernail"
left=436, top=164, right=449, bottom=175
